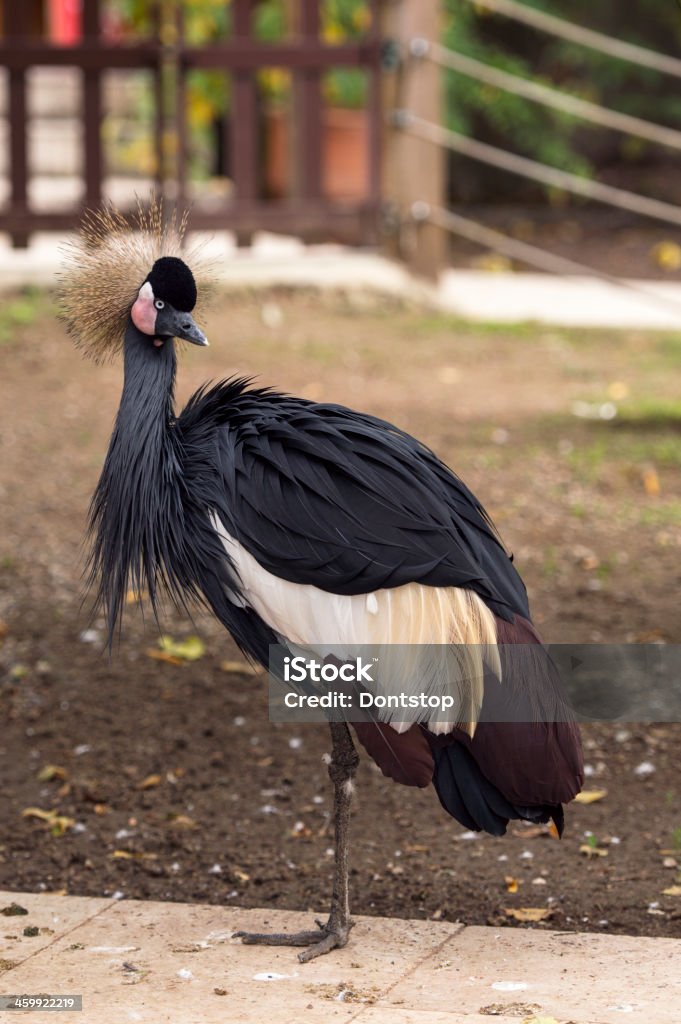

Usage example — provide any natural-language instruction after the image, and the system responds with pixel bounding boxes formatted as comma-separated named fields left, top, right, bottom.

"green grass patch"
left=565, top=436, right=611, bottom=481
left=406, top=314, right=541, bottom=339
left=614, top=397, right=681, bottom=428
left=637, top=503, right=681, bottom=527
left=0, top=288, right=49, bottom=346
left=654, top=333, right=681, bottom=363
left=532, top=414, right=681, bottom=478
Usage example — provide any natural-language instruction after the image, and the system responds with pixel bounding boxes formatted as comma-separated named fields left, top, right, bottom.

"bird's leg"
left=234, top=722, right=359, bottom=963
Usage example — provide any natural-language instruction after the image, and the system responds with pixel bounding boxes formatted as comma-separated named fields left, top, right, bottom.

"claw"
left=234, top=918, right=353, bottom=961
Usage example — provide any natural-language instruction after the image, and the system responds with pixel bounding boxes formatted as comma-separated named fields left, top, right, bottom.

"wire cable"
left=414, top=40, right=681, bottom=153
left=412, top=202, right=681, bottom=321
left=460, top=0, right=681, bottom=79
left=398, top=111, right=681, bottom=229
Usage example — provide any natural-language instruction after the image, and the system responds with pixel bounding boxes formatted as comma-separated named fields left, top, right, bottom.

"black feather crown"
left=58, top=199, right=212, bottom=362
left=146, top=256, right=197, bottom=312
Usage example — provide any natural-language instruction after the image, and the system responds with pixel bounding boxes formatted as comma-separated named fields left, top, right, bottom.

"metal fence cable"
left=398, top=111, right=681, bottom=228
left=413, top=41, right=681, bottom=153
left=411, top=202, right=681, bottom=320
left=460, top=0, right=681, bottom=79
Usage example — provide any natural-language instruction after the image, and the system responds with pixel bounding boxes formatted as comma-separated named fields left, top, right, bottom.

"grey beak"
left=156, top=306, right=209, bottom=347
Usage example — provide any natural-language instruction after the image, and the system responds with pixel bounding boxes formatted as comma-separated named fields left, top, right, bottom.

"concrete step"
left=0, top=890, right=679, bottom=1024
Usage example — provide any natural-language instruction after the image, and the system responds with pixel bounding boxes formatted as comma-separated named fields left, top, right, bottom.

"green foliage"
left=110, top=0, right=369, bottom=127
left=443, top=0, right=681, bottom=177
left=111, top=0, right=681, bottom=178
left=0, top=288, right=45, bottom=347
left=256, top=0, right=369, bottom=107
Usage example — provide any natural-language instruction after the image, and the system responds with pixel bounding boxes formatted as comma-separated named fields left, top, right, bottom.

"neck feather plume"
left=88, top=320, right=183, bottom=644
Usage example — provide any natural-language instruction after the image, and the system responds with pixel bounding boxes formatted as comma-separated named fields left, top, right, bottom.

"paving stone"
left=0, top=897, right=461, bottom=1024
left=0, top=890, right=114, bottom=966
left=379, top=925, right=681, bottom=1024
left=354, top=1012, right=520, bottom=1024
left=1, top=894, right=679, bottom=1024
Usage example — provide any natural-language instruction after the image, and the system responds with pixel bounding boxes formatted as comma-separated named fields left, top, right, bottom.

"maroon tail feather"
left=352, top=614, right=584, bottom=837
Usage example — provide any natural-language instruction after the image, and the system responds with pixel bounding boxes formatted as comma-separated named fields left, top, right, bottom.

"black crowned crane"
left=60, top=205, right=583, bottom=963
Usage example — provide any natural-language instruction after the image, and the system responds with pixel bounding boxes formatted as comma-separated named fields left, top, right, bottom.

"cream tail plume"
left=211, top=516, right=500, bottom=736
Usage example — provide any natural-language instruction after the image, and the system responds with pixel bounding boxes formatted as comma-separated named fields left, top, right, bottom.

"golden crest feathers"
left=58, top=198, right=212, bottom=363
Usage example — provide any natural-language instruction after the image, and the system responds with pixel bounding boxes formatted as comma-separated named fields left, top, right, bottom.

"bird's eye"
left=154, top=299, right=165, bottom=310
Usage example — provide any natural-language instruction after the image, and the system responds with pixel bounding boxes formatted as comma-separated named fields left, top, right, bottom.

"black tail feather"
left=432, top=741, right=564, bottom=837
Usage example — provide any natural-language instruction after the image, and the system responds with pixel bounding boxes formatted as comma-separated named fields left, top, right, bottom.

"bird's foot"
left=234, top=916, right=353, bottom=963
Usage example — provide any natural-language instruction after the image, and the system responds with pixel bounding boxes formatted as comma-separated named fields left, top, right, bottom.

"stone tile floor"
left=1, top=891, right=679, bottom=1024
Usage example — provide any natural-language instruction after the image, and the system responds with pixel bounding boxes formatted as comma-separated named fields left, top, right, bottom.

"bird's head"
left=59, top=200, right=212, bottom=362
left=131, top=256, right=208, bottom=351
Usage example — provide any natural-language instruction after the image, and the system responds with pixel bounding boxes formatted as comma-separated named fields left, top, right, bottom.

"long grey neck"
left=117, top=319, right=177, bottom=440
left=89, top=320, right=180, bottom=644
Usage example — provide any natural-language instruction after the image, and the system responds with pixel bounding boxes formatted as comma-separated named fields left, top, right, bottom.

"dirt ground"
left=0, top=288, right=680, bottom=939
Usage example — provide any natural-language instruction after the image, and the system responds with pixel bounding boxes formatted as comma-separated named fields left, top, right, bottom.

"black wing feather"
left=177, top=380, right=529, bottom=621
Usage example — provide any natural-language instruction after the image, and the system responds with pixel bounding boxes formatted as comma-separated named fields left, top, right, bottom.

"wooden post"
left=231, top=0, right=258, bottom=246
left=381, top=0, right=446, bottom=280
left=82, top=0, right=103, bottom=211
left=284, top=0, right=323, bottom=207
left=5, top=5, right=29, bottom=247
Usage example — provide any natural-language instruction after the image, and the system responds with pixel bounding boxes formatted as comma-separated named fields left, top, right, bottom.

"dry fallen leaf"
left=233, top=869, right=250, bottom=883
left=642, top=465, right=661, bottom=497
left=662, top=885, right=681, bottom=897
left=158, top=635, right=205, bottom=662
left=21, top=807, right=74, bottom=836
left=511, top=824, right=549, bottom=839
left=547, top=821, right=560, bottom=840
left=220, top=659, right=261, bottom=675
left=505, top=876, right=520, bottom=894
left=579, top=844, right=608, bottom=858
left=136, top=774, right=161, bottom=791
left=111, top=850, right=158, bottom=861
left=574, top=789, right=607, bottom=804
left=36, top=765, right=68, bottom=783
left=504, top=907, right=552, bottom=922
left=146, top=649, right=184, bottom=666
left=167, top=814, right=197, bottom=830
left=125, top=589, right=148, bottom=604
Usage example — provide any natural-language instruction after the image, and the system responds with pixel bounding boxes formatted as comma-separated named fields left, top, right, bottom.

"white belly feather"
left=210, top=514, right=500, bottom=735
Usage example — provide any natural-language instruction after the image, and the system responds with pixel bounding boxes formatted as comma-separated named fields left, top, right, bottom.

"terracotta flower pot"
left=264, top=106, right=369, bottom=201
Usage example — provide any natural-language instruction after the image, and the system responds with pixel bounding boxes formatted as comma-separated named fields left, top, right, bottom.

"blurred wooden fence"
left=0, top=0, right=402, bottom=249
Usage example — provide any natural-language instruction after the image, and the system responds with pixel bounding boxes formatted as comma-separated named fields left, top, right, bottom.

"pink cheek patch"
left=131, top=281, right=157, bottom=336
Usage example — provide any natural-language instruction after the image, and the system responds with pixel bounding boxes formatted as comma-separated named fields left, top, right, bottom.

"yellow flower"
left=323, top=23, right=345, bottom=43
left=352, top=6, right=371, bottom=31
